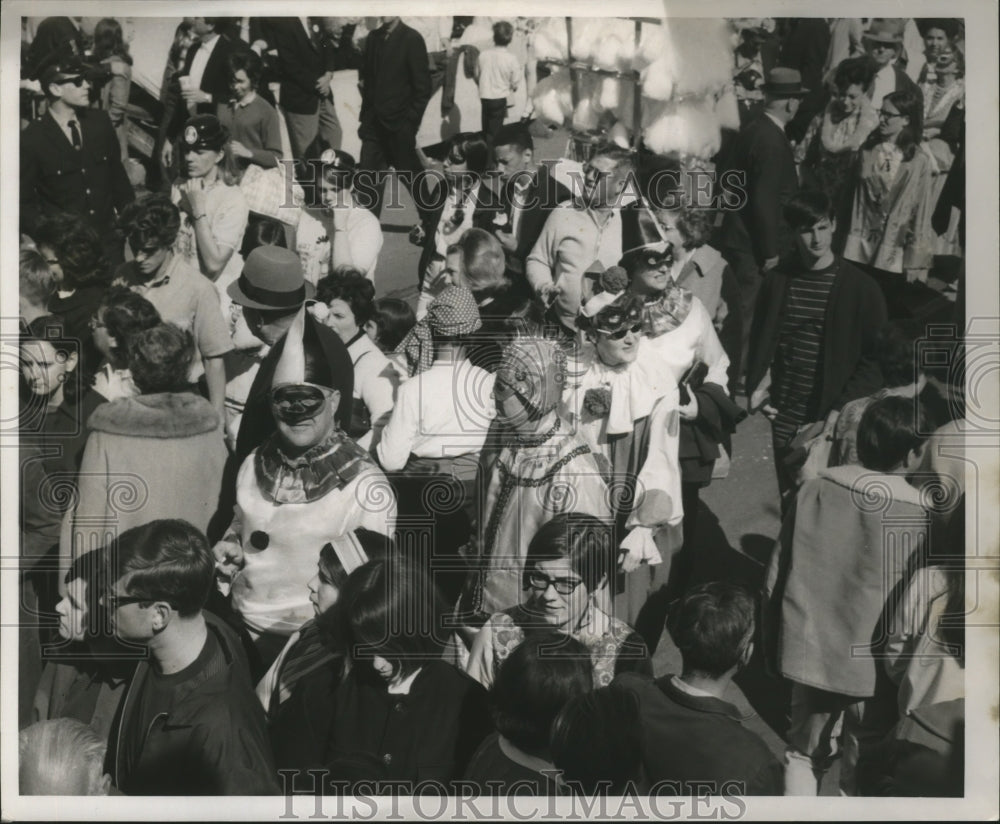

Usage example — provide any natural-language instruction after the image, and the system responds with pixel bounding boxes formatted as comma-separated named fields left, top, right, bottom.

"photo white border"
left=1, top=0, right=996, bottom=820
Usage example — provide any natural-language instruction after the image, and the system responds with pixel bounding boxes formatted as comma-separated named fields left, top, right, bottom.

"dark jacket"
left=25, top=17, right=83, bottom=78
left=359, top=21, right=432, bottom=132
left=108, top=611, right=280, bottom=795
left=679, top=382, right=747, bottom=485
left=717, top=114, right=799, bottom=265
left=20, top=108, right=134, bottom=242
left=781, top=18, right=832, bottom=144
left=258, top=18, right=336, bottom=115
left=159, top=34, right=242, bottom=143
left=416, top=179, right=503, bottom=279
left=613, top=671, right=783, bottom=796
left=745, top=257, right=887, bottom=418
left=325, top=660, right=492, bottom=791
left=499, top=163, right=573, bottom=273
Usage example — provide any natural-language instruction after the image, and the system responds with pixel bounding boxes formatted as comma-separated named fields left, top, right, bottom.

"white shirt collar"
left=670, top=675, right=718, bottom=698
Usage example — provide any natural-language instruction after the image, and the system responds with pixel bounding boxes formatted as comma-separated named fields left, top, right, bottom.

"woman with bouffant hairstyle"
left=70, top=323, right=227, bottom=569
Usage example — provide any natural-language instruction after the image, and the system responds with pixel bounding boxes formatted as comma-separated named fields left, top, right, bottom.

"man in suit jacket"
left=357, top=17, right=432, bottom=217
left=21, top=53, right=134, bottom=260
left=491, top=122, right=572, bottom=277
left=257, top=17, right=341, bottom=162
left=159, top=18, right=242, bottom=173
left=863, top=20, right=922, bottom=112
left=717, top=67, right=807, bottom=386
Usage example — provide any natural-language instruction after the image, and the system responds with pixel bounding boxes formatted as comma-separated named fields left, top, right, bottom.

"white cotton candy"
left=641, top=57, right=675, bottom=101
left=715, top=85, right=741, bottom=131
left=597, top=77, right=622, bottom=112
left=572, top=98, right=600, bottom=131
left=643, top=100, right=722, bottom=158
left=608, top=120, right=631, bottom=149
left=594, top=35, right=625, bottom=71
left=569, top=19, right=602, bottom=62
left=532, top=69, right=573, bottom=126
left=531, top=19, right=568, bottom=62
left=634, top=22, right=666, bottom=71
left=658, top=18, right=733, bottom=98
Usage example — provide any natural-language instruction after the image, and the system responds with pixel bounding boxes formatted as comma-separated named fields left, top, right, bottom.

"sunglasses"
left=100, top=593, right=152, bottom=611
left=270, top=384, right=328, bottom=424
left=524, top=570, right=585, bottom=596
left=602, top=322, right=643, bottom=341
left=56, top=74, right=88, bottom=87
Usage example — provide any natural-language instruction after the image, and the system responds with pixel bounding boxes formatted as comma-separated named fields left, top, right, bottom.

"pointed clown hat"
left=271, top=305, right=354, bottom=426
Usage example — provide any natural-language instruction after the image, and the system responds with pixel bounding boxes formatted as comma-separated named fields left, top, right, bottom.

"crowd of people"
left=16, top=14, right=968, bottom=800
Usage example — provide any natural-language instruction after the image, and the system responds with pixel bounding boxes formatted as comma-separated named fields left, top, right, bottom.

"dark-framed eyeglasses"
left=100, top=593, right=152, bottom=611
left=878, top=109, right=903, bottom=120
left=524, top=570, right=585, bottom=596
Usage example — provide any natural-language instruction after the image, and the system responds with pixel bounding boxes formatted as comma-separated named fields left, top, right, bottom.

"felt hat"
left=181, top=114, right=228, bottom=152
left=228, top=246, right=315, bottom=311
left=863, top=20, right=905, bottom=46
left=761, top=67, right=810, bottom=97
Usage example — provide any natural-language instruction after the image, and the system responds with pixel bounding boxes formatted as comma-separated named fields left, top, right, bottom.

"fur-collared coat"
left=72, top=392, right=225, bottom=552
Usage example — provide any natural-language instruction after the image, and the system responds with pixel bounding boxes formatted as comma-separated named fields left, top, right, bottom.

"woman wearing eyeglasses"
left=466, top=513, right=648, bottom=690
left=213, top=306, right=396, bottom=671
left=843, top=87, right=935, bottom=302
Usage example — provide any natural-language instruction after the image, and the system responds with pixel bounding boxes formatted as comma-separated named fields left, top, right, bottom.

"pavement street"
left=366, top=124, right=842, bottom=793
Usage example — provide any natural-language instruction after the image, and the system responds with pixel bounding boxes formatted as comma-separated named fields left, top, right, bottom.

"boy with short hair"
left=613, top=582, right=784, bottom=795
left=746, top=190, right=887, bottom=505
left=765, top=395, right=934, bottom=795
left=475, top=21, right=521, bottom=143
left=102, top=519, right=279, bottom=795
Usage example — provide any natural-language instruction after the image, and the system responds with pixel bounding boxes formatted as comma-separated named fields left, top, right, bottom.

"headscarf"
left=397, top=285, right=482, bottom=376
left=495, top=336, right=567, bottom=424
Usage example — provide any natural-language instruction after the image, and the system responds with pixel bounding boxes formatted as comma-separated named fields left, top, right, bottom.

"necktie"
left=68, top=120, right=81, bottom=150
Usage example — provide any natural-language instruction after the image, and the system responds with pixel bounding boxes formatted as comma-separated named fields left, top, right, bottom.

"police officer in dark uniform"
left=20, top=50, right=134, bottom=262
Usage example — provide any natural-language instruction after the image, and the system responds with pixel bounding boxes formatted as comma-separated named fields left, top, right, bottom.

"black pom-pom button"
left=250, top=531, right=270, bottom=550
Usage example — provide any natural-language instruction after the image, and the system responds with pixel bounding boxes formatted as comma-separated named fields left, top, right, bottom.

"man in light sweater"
left=525, top=145, right=635, bottom=336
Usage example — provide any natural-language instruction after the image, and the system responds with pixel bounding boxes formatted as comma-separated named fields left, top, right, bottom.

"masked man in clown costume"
left=214, top=306, right=396, bottom=669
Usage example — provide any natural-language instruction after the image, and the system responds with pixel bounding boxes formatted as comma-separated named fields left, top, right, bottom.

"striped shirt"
left=771, top=261, right=838, bottom=443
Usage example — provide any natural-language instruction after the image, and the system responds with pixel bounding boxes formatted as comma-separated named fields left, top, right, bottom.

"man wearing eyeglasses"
left=526, top=145, right=636, bottom=336
left=102, top=519, right=279, bottom=795
left=20, top=51, right=134, bottom=262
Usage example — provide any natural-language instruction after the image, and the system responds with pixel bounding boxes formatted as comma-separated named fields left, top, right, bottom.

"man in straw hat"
left=864, top=19, right=921, bottom=112
left=214, top=303, right=395, bottom=669
left=717, top=66, right=808, bottom=387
